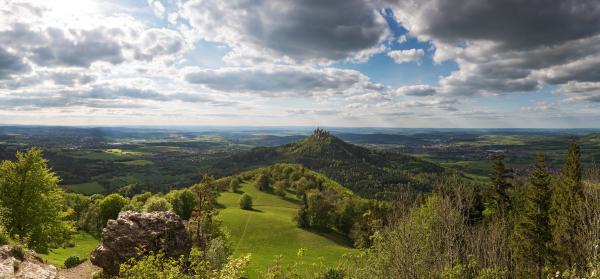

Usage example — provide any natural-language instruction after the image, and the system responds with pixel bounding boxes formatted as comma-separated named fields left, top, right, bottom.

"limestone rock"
left=0, top=245, right=60, bottom=279
left=90, top=211, right=191, bottom=275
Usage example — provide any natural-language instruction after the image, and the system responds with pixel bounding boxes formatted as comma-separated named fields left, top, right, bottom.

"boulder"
left=90, top=211, right=191, bottom=275
left=0, top=245, right=60, bottom=279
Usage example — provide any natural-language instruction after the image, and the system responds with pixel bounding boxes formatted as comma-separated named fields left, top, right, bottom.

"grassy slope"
left=218, top=182, right=354, bottom=277
left=64, top=182, right=105, bottom=195
left=41, top=232, right=100, bottom=267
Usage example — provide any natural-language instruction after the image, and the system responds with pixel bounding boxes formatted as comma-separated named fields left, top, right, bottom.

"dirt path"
left=59, top=260, right=101, bottom=279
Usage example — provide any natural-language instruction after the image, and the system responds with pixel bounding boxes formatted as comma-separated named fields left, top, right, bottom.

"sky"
left=1, top=0, right=600, bottom=128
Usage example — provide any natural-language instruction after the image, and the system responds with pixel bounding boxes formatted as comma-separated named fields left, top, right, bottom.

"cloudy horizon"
left=1, top=0, right=600, bottom=128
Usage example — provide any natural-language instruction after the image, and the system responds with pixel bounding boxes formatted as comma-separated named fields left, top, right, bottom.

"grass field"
left=64, top=182, right=105, bottom=195
left=119, top=159, right=154, bottom=166
left=41, top=232, right=100, bottom=267
left=218, top=182, right=354, bottom=278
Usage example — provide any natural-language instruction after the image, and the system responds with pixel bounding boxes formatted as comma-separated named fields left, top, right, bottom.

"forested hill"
left=204, top=129, right=447, bottom=198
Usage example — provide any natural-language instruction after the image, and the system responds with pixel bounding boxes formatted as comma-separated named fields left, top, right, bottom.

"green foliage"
left=0, top=226, right=9, bottom=245
left=485, top=154, right=513, bottom=217
left=166, top=189, right=196, bottom=219
left=209, top=130, right=446, bottom=198
left=122, top=192, right=152, bottom=212
left=11, top=244, right=25, bottom=260
left=189, top=175, right=222, bottom=249
left=273, top=180, right=289, bottom=197
left=255, top=173, right=270, bottom=191
left=118, top=248, right=250, bottom=279
left=511, top=153, right=552, bottom=278
left=318, top=268, right=346, bottom=279
left=550, top=141, right=585, bottom=270
left=295, top=195, right=309, bottom=228
left=229, top=177, right=240, bottom=193
left=305, top=190, right=332, bottom=231
left=239, top=194, right=253, bottom=210
left=64, top=255, right=83, bottom=268
left=0, top=148, right=74, bottom=252
left=143, top=196, right=172, bottom=212
left=98, top=193, right=128, bottom=227
left=77, top=195, right=104, bottom=233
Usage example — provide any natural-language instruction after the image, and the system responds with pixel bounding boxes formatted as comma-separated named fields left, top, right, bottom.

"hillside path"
left=58, top=260, right=100, bottom=279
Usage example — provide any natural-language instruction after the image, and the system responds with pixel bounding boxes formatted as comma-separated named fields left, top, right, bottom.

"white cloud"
left=387, top=49, right=424, bottom=64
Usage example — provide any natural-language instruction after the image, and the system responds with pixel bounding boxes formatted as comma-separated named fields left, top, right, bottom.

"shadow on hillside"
left=243, top=208, right=263, bottom=213
left=304, top=228, right=353, bottom=248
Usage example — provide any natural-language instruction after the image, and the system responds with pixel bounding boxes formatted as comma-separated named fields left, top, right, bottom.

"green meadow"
left=41, top=232, right=100, bottom=267
left=218, top=182, right=354, bottom=277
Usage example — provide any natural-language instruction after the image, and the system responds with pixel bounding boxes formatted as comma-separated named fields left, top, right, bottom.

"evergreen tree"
left=549, top=140, right=584, bottom=270
left=486, top=154, right=513, bottom=217
left=511, top=153, right=552, bottom=279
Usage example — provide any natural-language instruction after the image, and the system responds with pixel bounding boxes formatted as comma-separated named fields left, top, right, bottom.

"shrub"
left=99, top=194, right=128, bottom=226
left=64, top=255, right=83, bottom=268
left=167, top=189, right=196, bottom=220
left=0, top=227, right=9, bottom=245
left=318, top=268, right=346, bottom=279
left=254, top=174, right=270, bottom=191
left=11, top=245, right=25, bottom=260
left=273, top=180, right=288, bottom=197
left=143, top=196, right=173, bottom=213
left=229, top=178, right=240, bottom=193
left=239, top=194, right=253, bottom=210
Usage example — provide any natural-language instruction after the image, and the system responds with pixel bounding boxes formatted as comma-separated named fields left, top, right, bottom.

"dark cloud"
left=31, top=28, right=125, bottom=67
left=390, top=0, right=600, bottom=100
left=392, top=0, right=600, bottom=49
left=0, top=47, right=31, bottom=79
left=182, top=0, right=390, bottom=62
left=395, top=85, right=436, bottom=97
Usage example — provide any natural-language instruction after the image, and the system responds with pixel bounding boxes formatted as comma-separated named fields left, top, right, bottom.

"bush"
left=64, top=255, right=83, bottom=268
left=11, top=245, right=25, bottom=260
left=229, top=178, right=240, bottom=193
left=254, top=174, right=270, bottom=191
left=99, top=194, right=128, bottom=226
left=143, top=196, right=173, bottom=213
left=239, top=194, right=253, bottom=210
left=0, top=227, right=9, bottom=245
left=318, top=268, right=346, bottom=279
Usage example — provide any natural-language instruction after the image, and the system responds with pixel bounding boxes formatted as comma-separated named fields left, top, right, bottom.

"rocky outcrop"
left=90, top=211, right=191, bottom=275
left=0, top=245, right=60, bottom=279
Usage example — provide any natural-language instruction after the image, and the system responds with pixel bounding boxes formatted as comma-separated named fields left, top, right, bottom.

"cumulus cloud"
left=387, top=49, right=424, bottom=64
left=133, top=28, right=185, bottom=61
left=390, top=0, right=600, bottom=100
left=394, top=84, right=436, bottom=97
left=184, top=66, right=384, bottom=96
left=0, top=47, right=30, bottom=79
left=180, top=0, right=390, bottom=64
